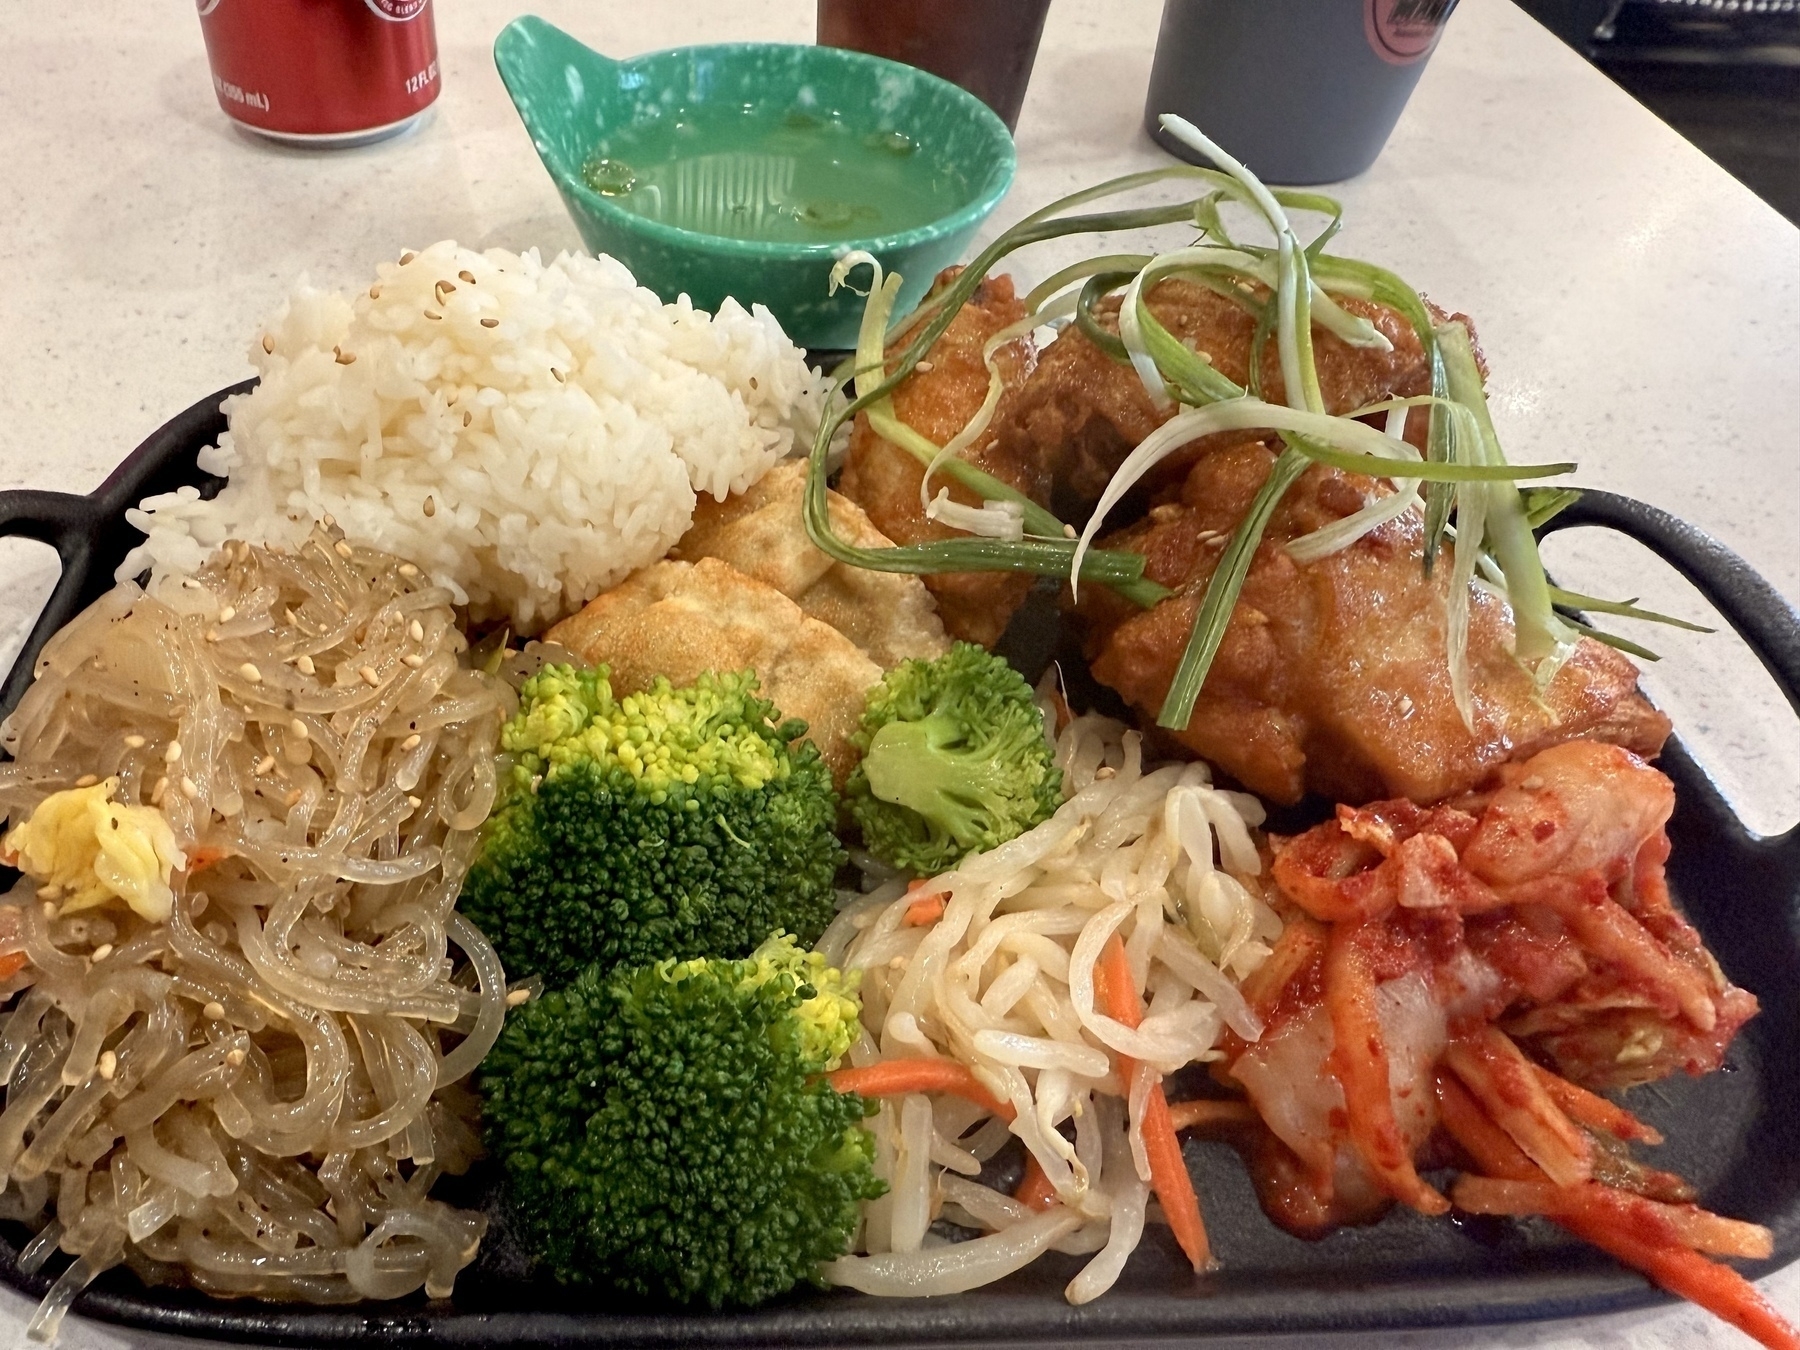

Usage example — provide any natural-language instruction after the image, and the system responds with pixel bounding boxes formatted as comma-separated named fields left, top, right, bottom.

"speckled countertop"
left=0, top=0, right=1796, bottom=1345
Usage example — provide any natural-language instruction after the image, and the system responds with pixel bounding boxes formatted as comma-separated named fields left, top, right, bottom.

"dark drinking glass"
left=1145, top=0, right=1458, bottom=184
left=817, top=0, right=1053, bottom=133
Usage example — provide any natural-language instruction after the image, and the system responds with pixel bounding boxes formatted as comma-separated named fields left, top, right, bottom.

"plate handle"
left=0, top=379, right=250, bottom=722
left=0, top=489, right=92, bottom=543
left=1538, top=490, right=1800, bottom=851
left=1537, top=490, right=1800, bottom=725
left=0, top=489, right=101, bottom=717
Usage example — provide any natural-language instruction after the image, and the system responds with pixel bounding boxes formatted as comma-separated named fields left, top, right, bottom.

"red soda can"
left=196, top=0, right=441, bottom=147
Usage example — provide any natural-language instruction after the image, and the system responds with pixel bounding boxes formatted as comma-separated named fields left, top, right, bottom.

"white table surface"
left=1, top=0, right=1797, bottom=1345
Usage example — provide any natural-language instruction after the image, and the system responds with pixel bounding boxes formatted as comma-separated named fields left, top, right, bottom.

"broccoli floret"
left=459, top=663, right=844, bottom=986
left=845, top=642, right=1062, bottom=875
left=479, top=933, right=884, bottom=1306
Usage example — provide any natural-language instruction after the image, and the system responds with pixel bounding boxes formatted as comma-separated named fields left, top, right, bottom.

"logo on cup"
left=1364, top=0, right=1457, bottom=65
left=364, top=0, right=428, bottom=20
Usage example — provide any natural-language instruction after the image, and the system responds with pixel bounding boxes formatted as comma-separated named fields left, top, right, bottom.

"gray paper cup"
left=1145, top=0, right=1458, bottom=184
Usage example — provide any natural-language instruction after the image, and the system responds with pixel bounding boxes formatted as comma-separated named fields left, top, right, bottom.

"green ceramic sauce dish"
left=493, top=16, right=1017, bottom=349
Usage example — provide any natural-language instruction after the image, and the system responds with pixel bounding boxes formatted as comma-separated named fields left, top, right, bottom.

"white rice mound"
left=119, top=242, right=830, bottom=631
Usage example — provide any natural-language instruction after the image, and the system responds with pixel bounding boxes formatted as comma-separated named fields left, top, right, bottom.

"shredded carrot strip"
left=1095, top=934, right=1213, bottom=1271
left=1444, top=1027, right=1591, bottom=1188
left=0, top=952, right=27, bottom=981
left=904, top=893, right=946, bottom=927
left=1558, top=1205, right=1799, bottom=1350
left=1166, top=1099, right=1258, bottom=1132
left=1451, top=1177, right=1772, bottom=1261
left=1440, top=1073, right=1794, bottom=1348
left=1237, top=915, right=1325, bottom=1020
left=1096, top=935, right=1140, bottom=1031
left=1436, top=1071, right=1539, bottom=1181
left=182, top=846, right=230, bottom=875
left=1014, top=1150, right=1058, bottom=1211
left=1140, top=1088, right=1212, bottom=1269
left=1528, top=1061, right=1663, bottom=1145
left=828, top=1059, right=1015, bottom=1121
left=1324, top=922, right=1449, bottom=1215
left=1525, top=871, right=1719, bottom=1032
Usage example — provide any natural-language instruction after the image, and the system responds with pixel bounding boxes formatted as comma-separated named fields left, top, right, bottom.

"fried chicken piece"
left=1000, top=278, right=1477, bottom=518
left=835, top=269, right=1042, bottom=648
left=1074, top=442, right=1670, bottom=805
left=546, top=558, right=880, bottom=787
left=673, top=459, right=949, bottom=670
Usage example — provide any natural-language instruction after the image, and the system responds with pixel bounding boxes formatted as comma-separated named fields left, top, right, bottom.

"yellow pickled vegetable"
left=3, top=779, right=186, bottom=922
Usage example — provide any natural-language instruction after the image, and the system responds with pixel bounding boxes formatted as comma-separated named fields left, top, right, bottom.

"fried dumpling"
left=674, top=459, right=949, bottom=670
left=546, top=557, right=880, bottom=787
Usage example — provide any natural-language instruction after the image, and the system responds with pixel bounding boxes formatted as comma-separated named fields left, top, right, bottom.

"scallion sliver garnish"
left=803, top=120, right=1707, bottom=733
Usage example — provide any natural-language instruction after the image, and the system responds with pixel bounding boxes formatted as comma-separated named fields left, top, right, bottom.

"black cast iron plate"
left=0, top=384, right=1795, bottom=1346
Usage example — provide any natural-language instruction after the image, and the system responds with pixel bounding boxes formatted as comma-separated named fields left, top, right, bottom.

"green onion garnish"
left=805, top=117, right=1695, bottom=731
left=1522, top=487, right=1584, bottom=530
left=1549, top=587, right=1714, bottom=633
